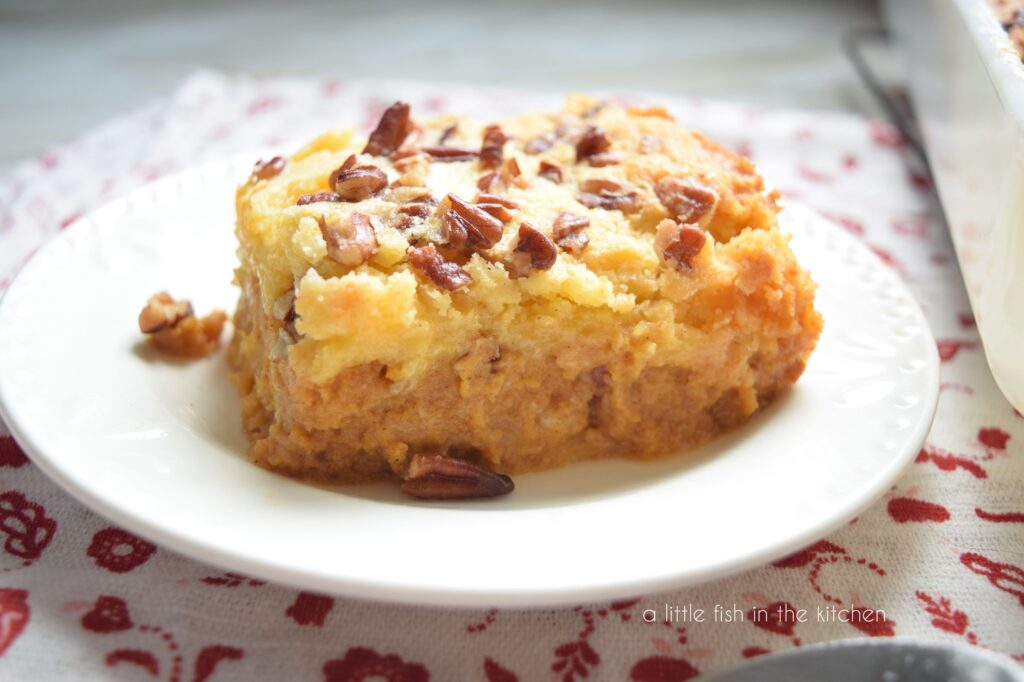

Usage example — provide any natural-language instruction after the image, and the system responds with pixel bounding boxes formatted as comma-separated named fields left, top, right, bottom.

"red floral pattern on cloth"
left=0, top=72, right=1022, bottom=678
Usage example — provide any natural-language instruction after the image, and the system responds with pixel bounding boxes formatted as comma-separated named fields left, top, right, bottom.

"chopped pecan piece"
left=397, top=197, right=436, bottom=219
left=655, top=176, right=719, bottom=227
left=251, top=156, right=286, bottom=181
left=475, top=193, right=519, bottom=209
left=577, top=178, right=641, bottom=213
left=575, top=126, right=612, bottom=162
left=476, top=203, right=515, bottom=223
left=552, top=212, right=591, bottom=255
left=480, top=124, right=506, bottom=170
left=296, top=191, right=343, bottom=205
left=340, top=153, right=357, bottom=171
left=523, top=132, right=555, bottom=154
left=319, top=212, right=379, bottom=266
left=655, top=219, right=707, bottom=270
left=537, top=160, right=563, bottom=183
left=423, top=146, right=479, bottom=162
left=507, top=222, right=557, bottom=278
left=391, top=151, right=427, bottom=173
left=501, top=157, right=522, bottom=179
left=587, top=151, right=622, bottom=167
left=400, top=452, right=513, bottom=500
left=407, top=244, right=472, bottom=291
left=477, top=171, right=499, bottom=192
left=437, top=123, right=458, bottom=145
left=444, top=193, right=504, bottom=249
left=138, top=292, right=193, bottom=334
left=138, top=292, right=226, bottom=359
left=271, top=289, right=296, bottom=323
left=363, top=101, right=414, bottom=156
left=329, top=165, right=388, bottom=202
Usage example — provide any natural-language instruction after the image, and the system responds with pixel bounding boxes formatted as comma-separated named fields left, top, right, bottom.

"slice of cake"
left=228, top=95, right=822, bottom=498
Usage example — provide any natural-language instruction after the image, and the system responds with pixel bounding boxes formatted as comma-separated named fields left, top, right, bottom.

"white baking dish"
left=884, top=0, right=1024, bottom=411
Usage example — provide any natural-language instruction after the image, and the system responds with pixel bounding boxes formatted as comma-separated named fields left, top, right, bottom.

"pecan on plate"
left=401, top=452, right=514, bottom=500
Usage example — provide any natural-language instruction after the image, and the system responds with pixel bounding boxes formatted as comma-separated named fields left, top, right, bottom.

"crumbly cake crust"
left=228, top=95, right=822, bottom=484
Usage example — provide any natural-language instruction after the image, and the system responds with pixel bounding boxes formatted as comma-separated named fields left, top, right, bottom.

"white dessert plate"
left=0, top=156, right=939, bottom=607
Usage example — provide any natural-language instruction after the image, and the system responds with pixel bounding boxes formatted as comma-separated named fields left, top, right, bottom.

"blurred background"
left=0, top=0, right=887, bottom=171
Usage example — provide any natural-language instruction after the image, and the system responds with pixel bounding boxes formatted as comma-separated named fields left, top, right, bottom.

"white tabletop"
left=0, top=0, right=882, bottom=171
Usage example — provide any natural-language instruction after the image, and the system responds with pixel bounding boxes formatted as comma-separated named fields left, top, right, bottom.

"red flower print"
left=323, top=647, right=429, bottom=682
left=286, top=592, right=334, bottom=627
left=81, top=595, right=133, bottom=633
left=552, top=638, right=600, bottom=681
left=936, top=340, right=977, bottom=362
left=975, top=508, right=1024, bottom=524
left=483, top=657, right=519, bottom=682
left=87, top=527, right=156, bottom=573
left=915, top=446, right=987, bottom=479
left=741, top=647, right=771, bottom=659
left=0, top=588, right=30, bottom=656
left=915, top=592, right=974, bottom=641
left=848, top=606, right=895, bottom=637
left=978, top=427, right=1010, bottom=451
left=630, top=655, right=700, bottom=681
left=820, top=212, right=865, bottom=237
left=887, top=497, right=950, bottom=523
left=105, top=649, right=159, bottom=677
left=961, top=552, right=1024, bottom=607
left=0, top=436, right=28, bottom=468
left=868, top=120, right=906, bottom=147
left=773, top=540, right=846, bottom=568
left=194, top=645, right=244, bottom=682
left=0, top=490, right=56, bottom=561
left=748, top=601, right=799, bottom=636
